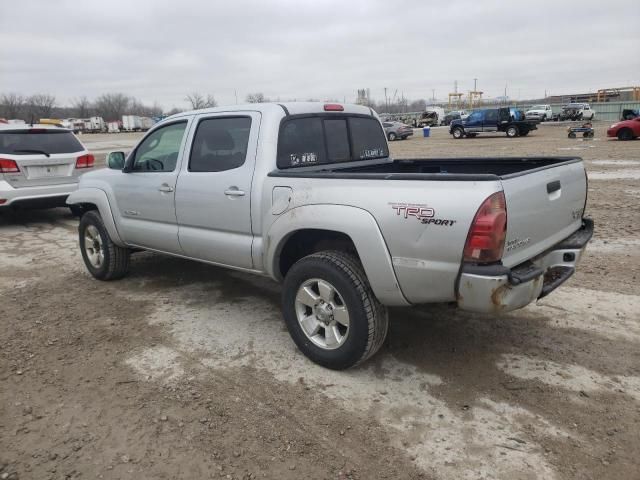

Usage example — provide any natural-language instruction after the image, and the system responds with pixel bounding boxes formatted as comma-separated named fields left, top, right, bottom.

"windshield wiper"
left=12, top=149, right=50, bottom=157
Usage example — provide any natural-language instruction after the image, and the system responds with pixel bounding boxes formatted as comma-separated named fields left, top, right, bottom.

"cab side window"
left=468, top=111, right=482, bottom=122
left=132, top=122, right=187, bottom=172
left=484, top=109, right=498, bottom=122
left=189, top=117, right=252, bottom=172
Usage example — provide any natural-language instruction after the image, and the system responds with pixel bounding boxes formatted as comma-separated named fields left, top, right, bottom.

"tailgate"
left=501, top=160, right=587, bottom=268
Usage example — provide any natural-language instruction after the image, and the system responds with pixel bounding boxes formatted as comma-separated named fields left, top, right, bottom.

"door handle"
left=158, top=184, right=174, bottom=193
left=224, top=188, right=245, bottom=197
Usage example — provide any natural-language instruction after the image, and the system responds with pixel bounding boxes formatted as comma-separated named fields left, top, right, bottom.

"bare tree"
left=93, top=93, right=130, bottom=121
left=165, top=107, right=184, bottom=116
left=25, top=94, right=56, bottom=119
left=185, top=92, right=217, bottom=109
left=245, top=92, right=268, bottom=103
left=409, top=99, right=427, bottom=112
left=129, top=98, right=163, bottom=117
left=71, top=96, right=92, bottom=118
left=0, top=93, right=26, bottom=119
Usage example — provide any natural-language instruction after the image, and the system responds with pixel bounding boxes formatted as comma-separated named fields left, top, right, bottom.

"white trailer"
left=107, top=121, right=120, bottom=133
left=122, top=115, right=142, bottom=132
left=88, top=116, right=106, bottom=133
left=140, top=116, right=155, bottom=131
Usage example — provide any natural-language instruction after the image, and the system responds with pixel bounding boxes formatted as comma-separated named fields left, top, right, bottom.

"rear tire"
left=282, top=251, right=388, bottom=370
left=79, top=210, right=130, bottom=280
left=506, top=126, right=519, bottom=138
left=452, top=127, right=464, bottom=139
left=617, top=128, right=633, bottom=141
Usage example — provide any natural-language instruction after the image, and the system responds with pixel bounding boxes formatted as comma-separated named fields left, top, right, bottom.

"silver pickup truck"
left=68, top=102, right=593, bottom=369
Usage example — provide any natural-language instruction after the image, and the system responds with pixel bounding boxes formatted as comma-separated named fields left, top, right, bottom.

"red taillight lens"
left=324, top=103, right=344, bottom=111
left=463, top=191, right=507, bottom=263
left=75, top=154, right=95, bottom=169
left=0, top=158, right=20, bottom=173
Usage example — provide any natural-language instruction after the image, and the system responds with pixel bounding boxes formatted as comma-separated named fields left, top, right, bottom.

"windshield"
left=0, top=129, right=83, bottom=155
left=530, top=105, right=546, bottom=110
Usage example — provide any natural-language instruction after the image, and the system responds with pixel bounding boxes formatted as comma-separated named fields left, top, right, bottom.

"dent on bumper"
left=457, top=219, right=593, bottom=314
left=457, top=272, right=544, bottom=313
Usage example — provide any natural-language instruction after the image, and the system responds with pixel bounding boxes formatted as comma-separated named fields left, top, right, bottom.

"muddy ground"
left=1, top=123, right=639, bottom=480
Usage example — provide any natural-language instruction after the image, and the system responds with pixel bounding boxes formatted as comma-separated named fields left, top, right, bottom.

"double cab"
left=68, top=103, right=592, bottom=369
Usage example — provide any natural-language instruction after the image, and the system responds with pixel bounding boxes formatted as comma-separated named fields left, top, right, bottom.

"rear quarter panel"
left=260, top=175, right=501, bottom=303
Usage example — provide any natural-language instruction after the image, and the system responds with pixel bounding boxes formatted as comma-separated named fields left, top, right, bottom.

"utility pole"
left=473, top=78, right=478, bottom=92
left=384, top=87, right=388, bottom=111
left=432, top=89, right=435, bottom=102
left=234, top=89, right=238, bottom=104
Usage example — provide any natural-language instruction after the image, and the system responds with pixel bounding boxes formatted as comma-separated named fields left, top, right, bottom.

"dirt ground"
left=1, top=123, right=639, bottom=480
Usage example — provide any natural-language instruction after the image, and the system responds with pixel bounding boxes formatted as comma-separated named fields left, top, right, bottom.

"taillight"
left=0, top=158, right=20, bottom=173
left=463, top=191, right=507, bottom=263
left=75, top=153, right=95, bottom=169
left=324, top=103, right=344, bottom=111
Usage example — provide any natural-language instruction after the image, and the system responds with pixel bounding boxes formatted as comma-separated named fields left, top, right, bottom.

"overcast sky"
left=1, top=0, right=638, bottom=109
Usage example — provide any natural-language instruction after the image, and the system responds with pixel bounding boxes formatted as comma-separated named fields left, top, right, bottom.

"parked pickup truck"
left=525, top=104, right=553, bottom=122
left=68, top=102, right=593, bottom=370
left=450, top=107, right=538, bottom=138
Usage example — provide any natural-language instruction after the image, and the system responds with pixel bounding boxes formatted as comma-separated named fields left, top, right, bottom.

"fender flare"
left=266, top=204, right=410, bottom=306
left=67, top=188, right=125, bottom=247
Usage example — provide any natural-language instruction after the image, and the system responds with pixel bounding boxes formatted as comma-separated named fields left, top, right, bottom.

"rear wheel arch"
left=265, top=205, right=409, bottom=306
left=276, top=229, right=360, bottom=279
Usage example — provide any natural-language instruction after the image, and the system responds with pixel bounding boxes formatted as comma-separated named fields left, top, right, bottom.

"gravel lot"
left=1, top=123, right=639, bottom=480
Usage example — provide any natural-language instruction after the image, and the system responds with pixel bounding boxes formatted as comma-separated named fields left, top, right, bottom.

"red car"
left=607, top=117, right=640, bottom=140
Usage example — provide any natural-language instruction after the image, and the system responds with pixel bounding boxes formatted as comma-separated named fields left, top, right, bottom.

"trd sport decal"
left=390, top=203, right=434, bottom=220
left=390, top=203, right=457, bottom=227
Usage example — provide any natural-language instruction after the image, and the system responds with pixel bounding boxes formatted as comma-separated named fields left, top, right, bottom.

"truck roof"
left=165, top=102, right=376, bottom=121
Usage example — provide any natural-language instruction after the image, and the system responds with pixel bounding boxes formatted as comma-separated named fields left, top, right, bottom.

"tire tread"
left=80, top=211, right=130, bottom=280
left=301, top=250, right=388, bottom=366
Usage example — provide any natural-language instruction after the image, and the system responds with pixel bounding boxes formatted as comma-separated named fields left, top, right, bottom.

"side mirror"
left=106, top=151, right=126, bottom=170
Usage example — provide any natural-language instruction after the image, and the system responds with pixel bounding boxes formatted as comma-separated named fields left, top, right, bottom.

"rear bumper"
left=0, top=180, right=78, bottom=208
left=456, top=218, right=594, bottom=313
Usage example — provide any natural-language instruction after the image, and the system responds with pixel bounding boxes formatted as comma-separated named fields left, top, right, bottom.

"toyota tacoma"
left=68, top=102, right=593, bottom=369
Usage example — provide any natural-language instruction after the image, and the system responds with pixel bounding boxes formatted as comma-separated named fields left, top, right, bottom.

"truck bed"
left=268, top=156, right=581, bottom=181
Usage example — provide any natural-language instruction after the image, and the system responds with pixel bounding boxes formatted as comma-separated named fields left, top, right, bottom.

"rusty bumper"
left=457, top=219, right=593, bottom=314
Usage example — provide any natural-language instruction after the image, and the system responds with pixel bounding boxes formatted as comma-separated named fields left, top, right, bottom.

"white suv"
left=525, top=105, right=553, bottom=122
left=0, top=124, right=94, bottom=213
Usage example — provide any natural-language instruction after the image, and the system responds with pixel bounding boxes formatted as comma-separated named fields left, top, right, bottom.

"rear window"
left=277, top=115, right=388, bottom=169
left=0, top=130, right=83, bottom=155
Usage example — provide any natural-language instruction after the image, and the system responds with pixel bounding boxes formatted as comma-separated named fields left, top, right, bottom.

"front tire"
left=452, top=127, right=464, bottom=139
left=282, top=251, right=388, bottom=370
left=79, top=210, right=130, bottom=280
left=506, top=125, right=519, bottom=138
left=618, top=128, right=633, bottom=141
